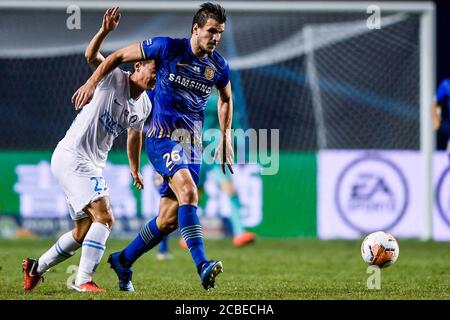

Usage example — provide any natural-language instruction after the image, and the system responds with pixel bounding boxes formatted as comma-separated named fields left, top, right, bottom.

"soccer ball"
left=361, top=231, right=399, bottom=268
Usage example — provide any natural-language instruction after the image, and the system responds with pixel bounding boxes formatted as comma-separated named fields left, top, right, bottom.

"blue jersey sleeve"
left=436, top=79, right=450, bottom=104
left=215, top=63, right=231, bottom=89
left=140, top=37, right=171, bottom=62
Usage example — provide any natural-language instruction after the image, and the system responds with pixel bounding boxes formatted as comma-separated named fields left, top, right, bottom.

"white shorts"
left=51, top=147, right=109, bottom=220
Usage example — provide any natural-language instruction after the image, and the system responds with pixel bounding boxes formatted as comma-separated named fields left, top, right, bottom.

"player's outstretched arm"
left=85, top=6, right=121, bottom=70
left=72, top=42, right=144, bottom=110
left=127, top=128, right=144, bottom=190
left=214, top=82, right=234, bottom=174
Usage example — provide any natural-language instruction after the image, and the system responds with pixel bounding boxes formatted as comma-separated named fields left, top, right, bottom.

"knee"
left=178, top=184, right=198, bottom=205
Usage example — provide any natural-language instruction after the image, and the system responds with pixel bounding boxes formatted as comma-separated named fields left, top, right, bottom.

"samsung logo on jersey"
left=168, top=73, right=212, bottom=94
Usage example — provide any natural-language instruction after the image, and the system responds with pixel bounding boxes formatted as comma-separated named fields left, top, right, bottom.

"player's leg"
left=71, top=196, right=114, bottom=292
left=157, top=235, right=174, bottom=260
left=23, top=148, right=94, bottom=291
left=22, top=220, right=86, bottom=292
left=150, top=172, right=174, bottom=259
left=119, top=194, right=178, bottom=265
left=22, top=215, right=91, bottom=292
left=216, top=170, right=255, bottom=247
left=169, top=168, right=223, bottom=290
left=108, top=195, right=178, bottom=291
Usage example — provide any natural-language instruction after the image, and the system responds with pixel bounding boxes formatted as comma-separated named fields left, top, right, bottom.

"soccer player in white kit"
left=23, top=7, right=155, bottom=292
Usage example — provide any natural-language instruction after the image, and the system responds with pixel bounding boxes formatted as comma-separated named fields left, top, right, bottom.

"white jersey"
left=57, top=68, right=152, bottom=176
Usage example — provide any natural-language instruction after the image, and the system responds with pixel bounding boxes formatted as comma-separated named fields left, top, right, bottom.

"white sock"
left=75, top=222, right=110, bottom=286
left=37, top=231, right=81, bottom=275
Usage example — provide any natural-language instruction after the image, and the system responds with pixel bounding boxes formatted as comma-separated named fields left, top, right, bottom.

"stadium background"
left=0, top=0, right=449, bottom=241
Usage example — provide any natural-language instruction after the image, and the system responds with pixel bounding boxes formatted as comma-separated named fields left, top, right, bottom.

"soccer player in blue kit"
left=72, top=3, right=233, bottom=291
left=432, top=78, right=450, bottom=156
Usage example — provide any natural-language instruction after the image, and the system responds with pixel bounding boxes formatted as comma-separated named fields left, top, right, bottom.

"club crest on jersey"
left=204, top=66, right=215, bottom=80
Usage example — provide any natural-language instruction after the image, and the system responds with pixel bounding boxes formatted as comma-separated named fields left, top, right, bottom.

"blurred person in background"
left=432, top=77, right=450, bottom=158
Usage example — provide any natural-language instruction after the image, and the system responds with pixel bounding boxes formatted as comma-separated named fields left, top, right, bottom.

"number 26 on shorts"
left=163, top=150, right=181, bottom=171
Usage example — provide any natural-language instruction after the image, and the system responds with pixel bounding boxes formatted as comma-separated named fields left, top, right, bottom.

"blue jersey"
left=436, top=78, right=450, bottom=112
left=141, top=37, right=231, bottom=139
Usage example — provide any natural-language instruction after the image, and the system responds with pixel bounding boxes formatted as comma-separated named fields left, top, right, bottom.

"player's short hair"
left=191, top=2, right=227, bottom=33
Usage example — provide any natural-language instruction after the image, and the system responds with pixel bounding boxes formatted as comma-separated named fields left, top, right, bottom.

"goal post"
left=419, top=7, right=436, bottom=240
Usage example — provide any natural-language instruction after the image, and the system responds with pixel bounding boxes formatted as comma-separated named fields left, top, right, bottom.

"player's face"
left=136, top=60, right=157, bottom=90
left=194, top=18, right=225, bottom=54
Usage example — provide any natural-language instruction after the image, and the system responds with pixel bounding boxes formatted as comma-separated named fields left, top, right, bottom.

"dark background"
left=436, top=1, right=450, bottom=82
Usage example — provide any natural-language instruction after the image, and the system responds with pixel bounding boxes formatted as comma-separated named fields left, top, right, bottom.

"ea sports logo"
left=335, top=155, right=408, bottom=233
left=436, top=167, right=450, bottom=227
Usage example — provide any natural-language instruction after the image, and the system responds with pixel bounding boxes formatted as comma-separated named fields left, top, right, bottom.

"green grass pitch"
left=1, top=238, right=449, bottom=300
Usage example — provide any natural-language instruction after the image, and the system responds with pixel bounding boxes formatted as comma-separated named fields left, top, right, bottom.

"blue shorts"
left=146, top=137, right=201, bottom=197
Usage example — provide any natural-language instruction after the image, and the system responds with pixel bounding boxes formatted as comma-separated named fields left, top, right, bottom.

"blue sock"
left=158, top=236, right=169, bottom=254
left=120, top=217, right=166, bottom=267
left=178, top=204, right=207, bottom=271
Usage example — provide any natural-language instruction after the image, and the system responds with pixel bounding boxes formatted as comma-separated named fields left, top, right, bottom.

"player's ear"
left=192, top=23, right=199, bottom=35
left=134, top=62, right=141, bottom=72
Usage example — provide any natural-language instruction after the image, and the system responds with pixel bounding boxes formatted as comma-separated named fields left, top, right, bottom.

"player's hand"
left=214, top=135, right=234, bottom=174
left=72, top=80, right=96, bottom=110
left=131, top=171, right=144, bottom=190
left=101, top=7, right=121, bottom=34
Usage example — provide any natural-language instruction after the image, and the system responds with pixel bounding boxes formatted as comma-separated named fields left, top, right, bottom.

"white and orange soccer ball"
left=361, top=231, right=399, bottom=268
